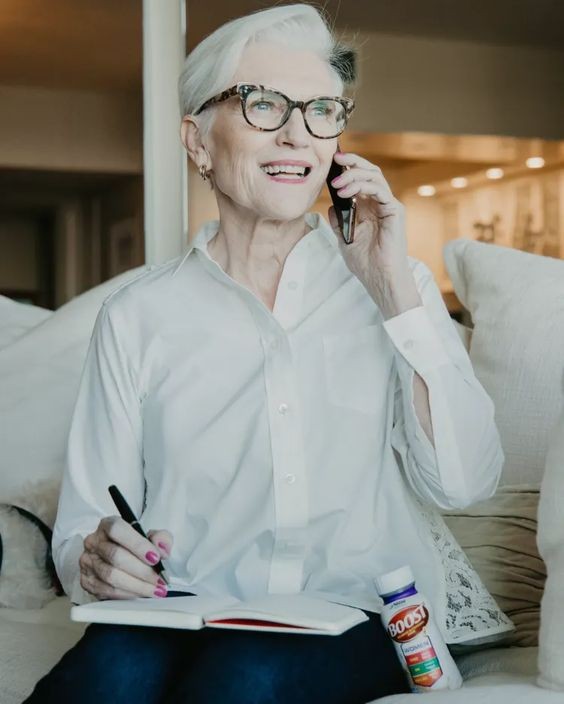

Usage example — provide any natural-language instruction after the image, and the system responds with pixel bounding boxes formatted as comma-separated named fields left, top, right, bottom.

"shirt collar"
left=170, top=219, right=219, bottom=277
left=170, top=211, right=338, bottom=278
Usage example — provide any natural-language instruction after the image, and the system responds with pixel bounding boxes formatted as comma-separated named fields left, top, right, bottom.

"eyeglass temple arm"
left=194, top=86, right=241, bottom=115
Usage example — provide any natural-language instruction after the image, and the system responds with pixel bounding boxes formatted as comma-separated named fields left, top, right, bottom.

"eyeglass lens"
left=243, top=88, right=347, bottom=137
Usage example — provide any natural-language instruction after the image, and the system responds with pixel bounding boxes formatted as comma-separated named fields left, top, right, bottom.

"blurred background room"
left=0, top=0, right=563, bottom=318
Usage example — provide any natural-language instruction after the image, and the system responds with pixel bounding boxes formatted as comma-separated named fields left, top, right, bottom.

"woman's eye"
left=250, top=101, right=275, bottom=111
left=311, top=104, right=332, bottom=117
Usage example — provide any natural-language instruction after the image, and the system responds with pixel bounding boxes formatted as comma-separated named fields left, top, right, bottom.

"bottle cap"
left=375, top=565, right=415, bottom=596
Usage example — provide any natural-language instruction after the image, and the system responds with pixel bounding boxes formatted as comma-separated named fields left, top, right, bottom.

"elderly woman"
left=26, top=5, right=512, bottom=704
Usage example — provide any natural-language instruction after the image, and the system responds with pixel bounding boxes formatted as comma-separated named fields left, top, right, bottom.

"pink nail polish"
left=154, top=587, right=167, bottom=598
left=146, top=551, right=159, bottom=564
left=157, top=541, right=169, bottom=554
left=157, top=577, right=166, bottom=587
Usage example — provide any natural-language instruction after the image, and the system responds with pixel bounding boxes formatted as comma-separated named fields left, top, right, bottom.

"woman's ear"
left=180, top=116, right=212, bottom=171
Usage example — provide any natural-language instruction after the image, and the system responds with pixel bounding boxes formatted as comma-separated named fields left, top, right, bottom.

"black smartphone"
left=326, top=149, right=357, bottom=244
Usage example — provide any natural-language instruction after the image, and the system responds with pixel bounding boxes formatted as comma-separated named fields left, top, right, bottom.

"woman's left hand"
left=327, top=151, right=419, bottom=316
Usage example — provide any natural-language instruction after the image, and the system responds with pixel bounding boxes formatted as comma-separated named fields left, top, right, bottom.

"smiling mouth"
left=260, top=164, right=312, bottom=179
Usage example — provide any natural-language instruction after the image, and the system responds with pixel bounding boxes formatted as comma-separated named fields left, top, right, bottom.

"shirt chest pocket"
left=322, top=324, right=394, bottom=414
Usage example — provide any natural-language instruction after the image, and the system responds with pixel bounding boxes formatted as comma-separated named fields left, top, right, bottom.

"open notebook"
left=70, top=593, right=369, bottom=636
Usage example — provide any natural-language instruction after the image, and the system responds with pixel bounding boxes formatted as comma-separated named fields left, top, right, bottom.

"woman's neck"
left=207, top=211, right=311, bottom=310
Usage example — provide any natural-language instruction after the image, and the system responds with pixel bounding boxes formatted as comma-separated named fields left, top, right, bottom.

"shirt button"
left=287, top=281, right=298, bottom=290
left=278, top=403, right=289, bottom=414
left=404, top=339, right=415, bottom=350
left=284, top=473, right=296, bottom=484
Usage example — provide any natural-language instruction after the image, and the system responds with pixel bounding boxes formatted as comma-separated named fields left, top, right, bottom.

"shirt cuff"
left=70, top=575, right=99, bottom=605
left=55, top=533, right=98, bottom=605
left=383, top=306, right=451, bottom=375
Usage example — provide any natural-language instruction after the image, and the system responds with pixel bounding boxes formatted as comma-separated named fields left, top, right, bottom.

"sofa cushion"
left=537, top=411, right=564, bottom=691
left=0, top=598, right=85, bottom=703
left=0, top=267, right=145, bottom=504
left=375, top=646, right=560, bottom=703
left=0, top=295, right=52, bottom=351
left=377, top=676, right=561, bottom=703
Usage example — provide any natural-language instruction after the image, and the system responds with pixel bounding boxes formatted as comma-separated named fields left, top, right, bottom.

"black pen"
left=108, top=484, right=170, bottom=586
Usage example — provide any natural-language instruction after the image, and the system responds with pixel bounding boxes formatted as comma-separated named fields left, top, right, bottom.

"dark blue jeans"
left=24, top=592, right=410, bottom=704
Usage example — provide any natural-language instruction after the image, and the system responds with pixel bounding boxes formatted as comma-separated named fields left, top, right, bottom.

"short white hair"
left=178, top=3, right=356, bottom=134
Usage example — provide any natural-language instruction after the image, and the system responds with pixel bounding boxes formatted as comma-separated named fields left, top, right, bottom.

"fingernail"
left=331, top=176, right=343, bottom=186
left=154, top=587, right=167, bottom=598
left=157, top=577, right=166, bottom=587
left=157, top=541, right=170, bottom=555
left=146, top=551, right=159, bottom=564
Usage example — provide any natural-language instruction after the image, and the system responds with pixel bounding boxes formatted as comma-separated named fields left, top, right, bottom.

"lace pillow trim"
left=416, top=499, right=515, bottom=644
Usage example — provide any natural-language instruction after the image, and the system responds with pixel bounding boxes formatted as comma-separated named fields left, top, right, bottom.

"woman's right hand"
left=79, top=516, right=173, bottom=600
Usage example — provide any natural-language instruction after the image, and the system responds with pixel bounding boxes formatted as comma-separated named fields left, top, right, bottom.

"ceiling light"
left=486, top=168, right=504, bottom=179
left=417, top=185, right=436, bottom=197
left=526, top=157, right=545, bottom=169
left=451, top=177, right=468, bottom=189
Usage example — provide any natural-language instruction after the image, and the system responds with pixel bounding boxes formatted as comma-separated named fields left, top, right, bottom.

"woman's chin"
left=256, top=200, right=313, bottom=222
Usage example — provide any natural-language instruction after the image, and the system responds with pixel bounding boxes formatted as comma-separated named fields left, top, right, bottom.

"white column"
left=142, top=0, right=188, bottom=265
left=54, top=200, right=82, bottom=307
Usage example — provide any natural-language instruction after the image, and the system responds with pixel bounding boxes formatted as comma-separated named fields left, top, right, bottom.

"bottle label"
left=387, top=603, right=443, bottom=688
left=387, top=603, right=429, bottom=642
left=401, top=637, right=443, bottom=687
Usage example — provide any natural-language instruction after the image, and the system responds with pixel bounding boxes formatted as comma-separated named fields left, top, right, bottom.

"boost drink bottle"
left=375, top=565, right=463, bottom=692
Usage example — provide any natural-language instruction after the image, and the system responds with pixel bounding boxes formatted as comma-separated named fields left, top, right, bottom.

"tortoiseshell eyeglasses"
left=194, top=83, right=355, bottom=139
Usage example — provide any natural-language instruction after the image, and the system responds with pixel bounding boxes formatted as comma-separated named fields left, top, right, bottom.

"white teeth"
left=261, top=164, right=307, bottom=176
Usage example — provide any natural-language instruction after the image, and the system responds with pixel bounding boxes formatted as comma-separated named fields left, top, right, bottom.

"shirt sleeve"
left=384, top=259, right=504, bottom=510
left=51, top=298, right=145, bottom=603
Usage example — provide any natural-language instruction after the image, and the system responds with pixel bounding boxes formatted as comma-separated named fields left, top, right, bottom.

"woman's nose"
left=275, top=107, right=310, bottom=147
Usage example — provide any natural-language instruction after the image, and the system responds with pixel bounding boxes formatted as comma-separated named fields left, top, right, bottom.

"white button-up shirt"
left=53, top=212, right=504, bottom=625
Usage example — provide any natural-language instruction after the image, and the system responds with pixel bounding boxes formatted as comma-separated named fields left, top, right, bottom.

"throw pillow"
left=443, top=486, right=545, bottom=647
left=0, top=479, right=61, bottom=609
left=0, top=267, right=145, bottom=504
left=443, top=239, right=564, bottom=488
left=0, top=296, right=52, bottom=351
left=537, top=411, right=564, bottom=691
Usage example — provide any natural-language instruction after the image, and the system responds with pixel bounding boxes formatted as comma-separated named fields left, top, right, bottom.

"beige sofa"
left=1, top=236, right=563, bottom=703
